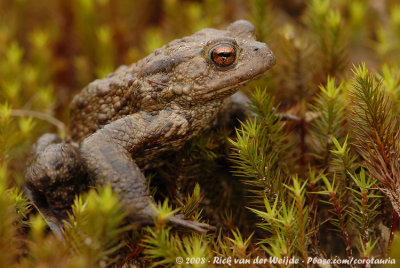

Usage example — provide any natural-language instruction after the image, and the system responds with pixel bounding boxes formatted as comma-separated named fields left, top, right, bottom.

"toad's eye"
left=210, top=44, right=236, bottom=67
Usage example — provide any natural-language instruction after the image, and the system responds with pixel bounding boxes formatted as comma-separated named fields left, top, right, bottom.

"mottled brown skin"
left=24, top=20, right=275, bottom=237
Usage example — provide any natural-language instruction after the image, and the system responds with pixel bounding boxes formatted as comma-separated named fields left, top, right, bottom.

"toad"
left=24, top=20, right=275, bottom=237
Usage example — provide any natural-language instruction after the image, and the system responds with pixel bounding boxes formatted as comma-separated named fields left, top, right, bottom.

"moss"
left=2, top=0, right=400, bottom=266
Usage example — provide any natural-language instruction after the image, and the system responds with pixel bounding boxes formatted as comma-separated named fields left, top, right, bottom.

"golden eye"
left=211, top=43, right=236, bottom=67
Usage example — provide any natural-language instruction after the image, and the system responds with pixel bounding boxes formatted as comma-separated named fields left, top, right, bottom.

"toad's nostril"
left=254, top=48, right=259, bottom=51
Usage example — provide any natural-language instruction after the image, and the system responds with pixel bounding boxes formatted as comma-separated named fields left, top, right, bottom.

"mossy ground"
left=1, top=0, right=400, bottom=267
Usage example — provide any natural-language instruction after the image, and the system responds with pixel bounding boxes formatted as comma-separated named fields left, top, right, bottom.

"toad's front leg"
left=80, top=110, right=213, bottom=232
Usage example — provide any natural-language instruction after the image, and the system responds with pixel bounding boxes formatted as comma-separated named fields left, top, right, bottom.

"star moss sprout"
left=349, top=64, right=400, bottom=216
left=229, top=87, right=291, bottom=205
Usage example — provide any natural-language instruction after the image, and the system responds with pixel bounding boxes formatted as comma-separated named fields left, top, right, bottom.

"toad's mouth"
left=197, top=71, right=267, bottom=100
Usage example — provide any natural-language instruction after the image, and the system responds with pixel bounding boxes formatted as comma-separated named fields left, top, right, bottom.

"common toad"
left=24, top=20, right=275, bottom=237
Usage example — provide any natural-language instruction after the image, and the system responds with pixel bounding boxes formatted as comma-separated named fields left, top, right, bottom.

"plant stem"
left=389, top=208, right=399, bottom=251
left=300, top=100, right=307, bottom=166
left=330, top=192, right=353, bottom=260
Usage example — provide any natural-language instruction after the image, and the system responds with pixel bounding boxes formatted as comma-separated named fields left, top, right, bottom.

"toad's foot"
left=24, top=133, right=89, bottom=239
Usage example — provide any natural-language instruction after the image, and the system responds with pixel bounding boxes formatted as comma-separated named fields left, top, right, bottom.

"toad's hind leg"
left=24, top=133, right=88, bottom=238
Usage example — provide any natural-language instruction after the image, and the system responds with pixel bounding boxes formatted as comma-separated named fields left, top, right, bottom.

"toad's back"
left=69, top=65, right=140, bottom=142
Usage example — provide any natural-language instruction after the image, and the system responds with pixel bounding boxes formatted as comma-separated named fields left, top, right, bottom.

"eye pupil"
left=217, top=52, right=232, bottom=57
left=211, top=44, right=236, bottom=67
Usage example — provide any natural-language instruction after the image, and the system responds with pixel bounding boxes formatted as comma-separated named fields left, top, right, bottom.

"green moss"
left=2, top=0, right=400, bottom=266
